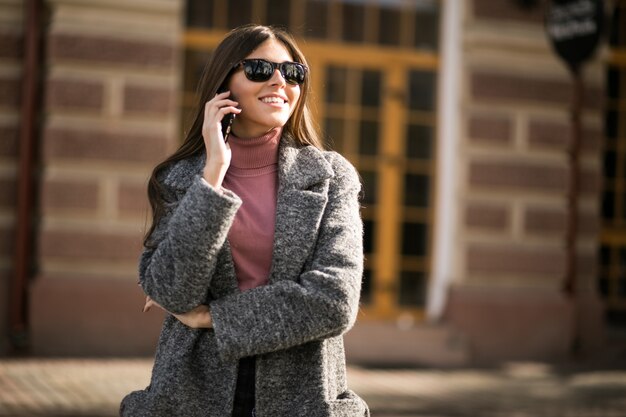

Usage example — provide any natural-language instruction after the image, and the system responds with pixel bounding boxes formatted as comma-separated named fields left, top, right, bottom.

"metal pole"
left=564, top=68, right=582, bottom=297
left=10, top=0, right=42, bottom=351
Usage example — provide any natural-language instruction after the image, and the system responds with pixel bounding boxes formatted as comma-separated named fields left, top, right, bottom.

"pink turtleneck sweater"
left=221, top=128, right=280, bottom=291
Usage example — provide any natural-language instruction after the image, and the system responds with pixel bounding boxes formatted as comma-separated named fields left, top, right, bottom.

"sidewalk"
left=0, top=358, right=625, bottom=417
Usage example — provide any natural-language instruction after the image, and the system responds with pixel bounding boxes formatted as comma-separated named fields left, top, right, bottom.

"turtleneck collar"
left=228, top=127, right=281, bottom=170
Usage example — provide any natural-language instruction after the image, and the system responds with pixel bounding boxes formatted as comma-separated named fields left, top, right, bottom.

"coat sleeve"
left=140, top=175, right=242, bottom=314
left=209, top=155, right=363, bottom=361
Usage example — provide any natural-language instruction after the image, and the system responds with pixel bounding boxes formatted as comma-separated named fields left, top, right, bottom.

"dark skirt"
left=232, top=356, right=256, bottom=417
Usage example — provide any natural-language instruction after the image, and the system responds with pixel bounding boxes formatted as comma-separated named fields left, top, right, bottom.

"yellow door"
left=303, top=42, right=438, bottom=320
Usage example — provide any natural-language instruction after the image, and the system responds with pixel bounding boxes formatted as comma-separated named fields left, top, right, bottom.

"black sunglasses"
left=237, top=59, right=307, bottom=85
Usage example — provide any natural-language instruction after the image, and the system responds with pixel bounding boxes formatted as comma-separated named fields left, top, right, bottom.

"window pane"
left=266, top=0, right=291, bottom=28
left=184, top=49, right=211, bottom=92
left=305, top=0, right=328, bottom=38
left=364, top=219, right=375, bottom=254
left=619, top=248, right=626, bottom=267
left=361, top=70, right=381, bottom=108
left=406, top=124, right=432, bottom=159
left=408, top=70, right=436, bottom=111
left=599, top=277, right=610, bottom=296
left=379, top=7, right=401, bottom=46
left=399, top=271, right=426, bottom=306
left=606, top=109, right=618, bottom=141
left=404, top=174, right=430, bottom=208
left=608, top=68, right=619, bottom=101
left=186, top=0, right=214, bottom=28
left=360, top=170, right=378, bottom=205
left=324, top=117, right=345, bottom=152
left=342, top=3, right=365, bottom=42
left=414, top=7, right=439, bottom=50
left=609, top=5, right=623, bottom=46
left=603, top=191, right=615, bottom=219
left=362, top=269, right=373, bottom=304
left=600, top=245, right=611, bottom=266
left=604, top=150, right=617, bottom=178
left=228, top=0, right=252, bottom=29
left=359, top=120, right=379, bottom=156
left=402, top=222, right=427, bottom=256
left=326, top=66, right=348, bottom=104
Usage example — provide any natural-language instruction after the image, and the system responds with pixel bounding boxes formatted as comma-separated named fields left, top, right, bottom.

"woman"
left=120, top=24, right=368, bottom=417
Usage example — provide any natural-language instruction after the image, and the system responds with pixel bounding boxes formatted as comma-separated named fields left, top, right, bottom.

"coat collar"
left=162, top=133, right=334, bottom=191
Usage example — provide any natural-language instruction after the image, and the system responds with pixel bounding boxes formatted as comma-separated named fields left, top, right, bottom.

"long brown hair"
left=144, top=24, right=322, bottom=247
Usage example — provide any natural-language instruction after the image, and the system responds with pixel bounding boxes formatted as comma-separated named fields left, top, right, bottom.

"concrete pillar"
left=444, top=0, right=605, bottom=363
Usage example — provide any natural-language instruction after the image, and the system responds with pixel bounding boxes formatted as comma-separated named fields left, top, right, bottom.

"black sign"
left=545, top=0, right=603, bottom=72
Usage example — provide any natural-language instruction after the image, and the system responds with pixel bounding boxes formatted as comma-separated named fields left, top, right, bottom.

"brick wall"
left=30, top=0, right=183, bottom=355
left=0, top=0, right=23, bottom=354
left=444, top=0, right=605, bottom=362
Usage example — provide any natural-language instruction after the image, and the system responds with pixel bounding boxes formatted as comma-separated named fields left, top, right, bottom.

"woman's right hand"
left=201, top=91, right=241, bottom=188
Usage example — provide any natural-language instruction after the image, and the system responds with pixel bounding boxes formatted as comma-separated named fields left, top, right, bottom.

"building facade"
left=0, top=0, right=619, bottom=365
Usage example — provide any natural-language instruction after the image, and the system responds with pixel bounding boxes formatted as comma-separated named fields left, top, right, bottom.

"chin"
left=263, top=116, right=290, bottom=128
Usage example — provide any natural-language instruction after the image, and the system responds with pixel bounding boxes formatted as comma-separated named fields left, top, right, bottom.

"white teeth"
left=260, top=97, right=285, bottom=104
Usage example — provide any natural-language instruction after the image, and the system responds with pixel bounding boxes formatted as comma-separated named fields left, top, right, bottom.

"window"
left=600, top=2, right=626, bottom=323
left=182, top=0, right=440, bottom=320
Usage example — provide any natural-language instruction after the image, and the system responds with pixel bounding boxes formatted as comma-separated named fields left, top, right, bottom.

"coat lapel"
left=160, top=136, right=334, bottom=290
left=269, top=136, right=334, bottom=284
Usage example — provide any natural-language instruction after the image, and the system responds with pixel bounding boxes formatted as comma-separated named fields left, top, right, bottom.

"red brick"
left=0, top=126, right=18, bottom=157
left=0, top=77, right=20, bottom=107
left=46, top=79, right=103, bottom=110
left=39, top=229, right=142, bottom=262
left=579, top=167, right=600, bottom=195
left=118, top=182, right=149, bottom=214
left=577, top=251, right=597, bottom=277
left=468, top=115, right=512, bottom=145
left=527, top=120, right=601, bottom=153
left=41, top=179, right=99, bottom=211
left=469, top=160, right=567, bottom=192
left=473, top=0, right=544, bottom=24
left=43, top=127, right=170, bottom=164
left=49, top=33, right=175, bottom=68
left=30, top=276, right=163, bottom=355
left=471, top=72, right=602, bottom=109
left=445, top=286, right=573, bottom=363
left=0, top=31, right=23, bottom=58
left=465, top=203, right=510, bottom=230
left=467, top=244, right=565, bottom=276
left=124, top=85, right=174, bottom=115
left=0, top=177, right=17, bottom=208
left=524, top=207, right=599, bottom=237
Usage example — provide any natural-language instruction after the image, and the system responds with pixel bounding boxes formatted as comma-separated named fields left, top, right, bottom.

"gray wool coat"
left=120, top=135, right=369, bottom=417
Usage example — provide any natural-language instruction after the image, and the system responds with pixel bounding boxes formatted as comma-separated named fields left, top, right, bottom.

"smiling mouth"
left=260, top=97, right=286, bottom=104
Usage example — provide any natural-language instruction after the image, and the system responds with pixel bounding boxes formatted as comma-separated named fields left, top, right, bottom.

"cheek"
left=289, top=89, right=301, bottom=113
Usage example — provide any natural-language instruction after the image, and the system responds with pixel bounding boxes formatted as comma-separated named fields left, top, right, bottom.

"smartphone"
left=221, top=112, right=235, bottom=143
left=217, top=86, right=237, bottom=143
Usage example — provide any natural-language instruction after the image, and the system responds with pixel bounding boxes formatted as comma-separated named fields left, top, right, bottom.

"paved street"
left=0, top=358, right=625, bottom=417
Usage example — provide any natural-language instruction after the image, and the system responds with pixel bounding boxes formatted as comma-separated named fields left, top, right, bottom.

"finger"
left=204, top=101, right=239, bottom=122
left=143, top=296, right=153, bottom=313
left=215, top=90, right=231, bottom=98
left=217, top=106, right=242, bottom=119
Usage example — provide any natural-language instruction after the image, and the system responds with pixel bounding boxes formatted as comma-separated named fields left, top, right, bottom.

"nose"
left=268, top=68, right=286, bottom=87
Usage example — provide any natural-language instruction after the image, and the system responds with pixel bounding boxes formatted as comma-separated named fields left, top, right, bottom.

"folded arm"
left=140, top=176, right=242, bottom=314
